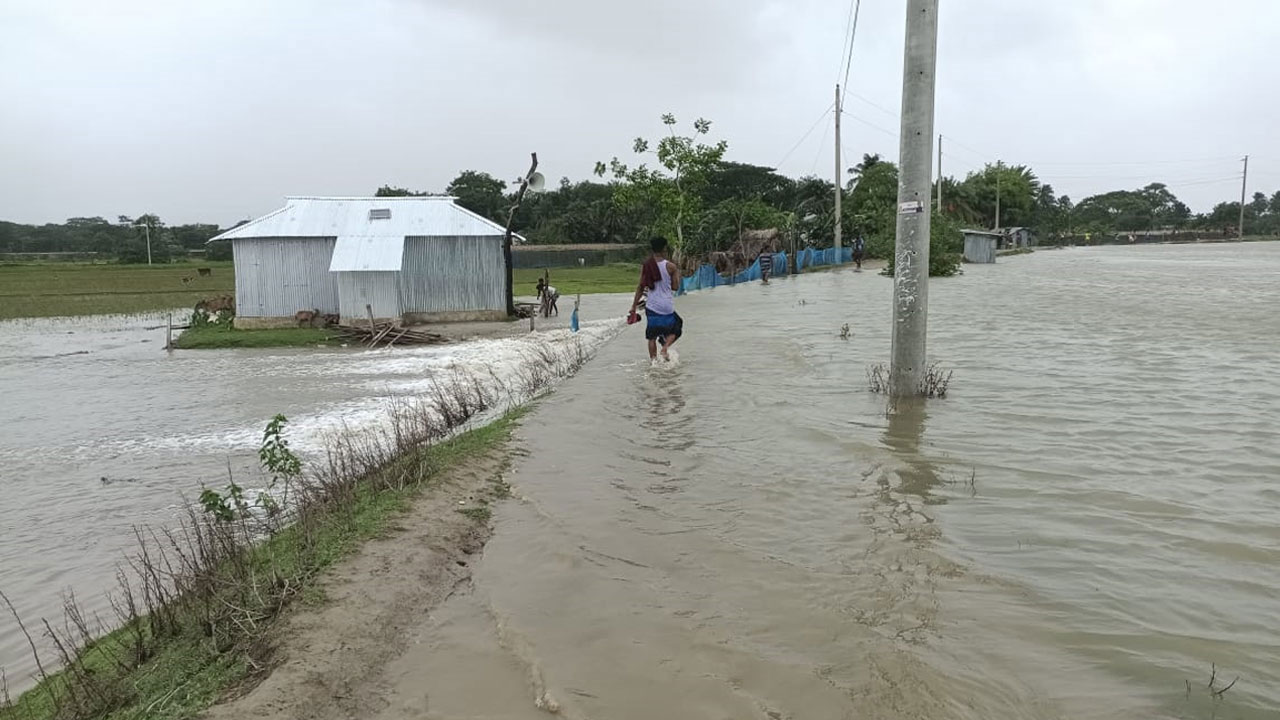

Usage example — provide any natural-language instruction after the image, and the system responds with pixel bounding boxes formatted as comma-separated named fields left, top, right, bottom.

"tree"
left=446, top=170, right=508, bottom=223
left=596, top=114, right=728, bottom=251
left=374, top=185, right=431, bottom=197
left=846, top=160, right=899, bottom=256
left=702, top=161, right=796, bottom=208
left=847, top=153, right=883, bottom=190
left=954, top=163, right=1040, bottom=229
left=1249, top=191, right=1269, bottom=219
left=688, top=198, right=788, bottom=256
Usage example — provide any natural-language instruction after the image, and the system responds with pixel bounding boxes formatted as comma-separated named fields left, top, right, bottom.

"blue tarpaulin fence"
left=680, top=247, right=854, bottom=294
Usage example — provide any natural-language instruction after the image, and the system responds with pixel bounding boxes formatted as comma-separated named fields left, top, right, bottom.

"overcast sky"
left=2, top=0, right=1278, bottom=226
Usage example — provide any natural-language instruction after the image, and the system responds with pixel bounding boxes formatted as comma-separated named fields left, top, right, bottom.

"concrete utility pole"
left=994, top=168, right=1001, bottom=231
left=834, top=84, right=843, bottom=255
left=889, top=0, right=939, bottom=399
left=1239, top=155, right=1249, bottom=239
left=143, top=223, right=152, bottom=265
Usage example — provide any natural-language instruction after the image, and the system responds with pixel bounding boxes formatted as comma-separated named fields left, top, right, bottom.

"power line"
left=1024, top=156, right=1239, bottom=167
left=840, top=0, right=863, bottom=95
left=835, top=0, right=860, bottom=89
left=811, top=120, right=833, bottom=175
left=845, top=91, right=898, bottom=120
left=775, top=102, right=834, bottom=169
left=840, top=109, right=898, bottom=139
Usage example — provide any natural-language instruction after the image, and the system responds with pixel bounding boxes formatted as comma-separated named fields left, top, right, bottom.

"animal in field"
left=295, top=309, right=319, bottom=327
left=321, top=313, right=340, bottom=327
left=194, top=295, right=234, bottom=314
left=197, top=267, right=212, bottom=277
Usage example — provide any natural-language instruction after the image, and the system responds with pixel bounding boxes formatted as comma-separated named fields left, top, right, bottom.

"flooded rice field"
left=0, top=302, right=621, bottom=692
left=3, top=243, right=1279, bottom=718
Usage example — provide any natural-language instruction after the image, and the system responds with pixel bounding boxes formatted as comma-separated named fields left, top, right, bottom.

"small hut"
left=962, top=229, right=1001, bottom=263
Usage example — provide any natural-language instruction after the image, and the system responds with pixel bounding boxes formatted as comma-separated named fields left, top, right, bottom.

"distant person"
left=629, top=237, right=683, bottom=361
left=535, top=278, right=560, bottom=316
left=758, top=250, right=773, bottom=284
left=853, top=234, right=866, bottom=269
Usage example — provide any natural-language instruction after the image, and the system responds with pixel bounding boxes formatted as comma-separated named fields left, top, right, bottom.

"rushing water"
left=0, top=304, right=620, bottom=691
left=406, top=243, right=1279, bottom=720
left=3, top=244, right=1279, bottom=718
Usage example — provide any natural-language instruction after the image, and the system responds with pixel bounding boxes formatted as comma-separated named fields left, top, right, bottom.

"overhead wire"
left=839, top=0, right=863, bottom=95
left=811, top=120, right=833, bottom=175
left=774, top=102, right=834, bottom=169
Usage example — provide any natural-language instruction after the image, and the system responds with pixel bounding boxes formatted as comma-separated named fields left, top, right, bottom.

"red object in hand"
left=626, top=311, right=640, bottom=325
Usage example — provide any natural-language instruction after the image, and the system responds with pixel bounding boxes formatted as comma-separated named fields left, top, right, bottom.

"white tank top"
left=647, top=260, right=675, bottom=315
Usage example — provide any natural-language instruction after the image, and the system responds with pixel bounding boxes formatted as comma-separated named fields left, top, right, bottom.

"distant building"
left=211, top=196, right=510, bottom=328
left=1003, top=227, right=1035, bottom=249
left=962, top=229, right=1001, bottom=263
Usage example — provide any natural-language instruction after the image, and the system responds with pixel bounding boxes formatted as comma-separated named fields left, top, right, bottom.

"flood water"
left=3, top=244, right=1279, bottom=718
left=408, top=243, right=1280, bottom=719
left=0, top=304, right=620, bottom=691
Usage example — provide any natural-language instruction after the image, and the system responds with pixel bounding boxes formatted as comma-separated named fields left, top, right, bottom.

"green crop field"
left=0, top=261, right=235, bottom=319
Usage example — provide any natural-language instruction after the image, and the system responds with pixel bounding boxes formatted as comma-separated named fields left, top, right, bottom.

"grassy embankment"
left=172, top=328, right=340, bottom=349
left=0, top=407, right=526, bottom=720
left=0, top=262, right=235, bottom=320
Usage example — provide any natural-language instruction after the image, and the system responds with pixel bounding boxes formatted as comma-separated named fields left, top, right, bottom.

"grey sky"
left=2, top=0, right=1277, bottom=226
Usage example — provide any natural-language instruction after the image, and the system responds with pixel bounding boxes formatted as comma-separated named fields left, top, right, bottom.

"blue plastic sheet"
left=678, top=247, right=854, bottom=295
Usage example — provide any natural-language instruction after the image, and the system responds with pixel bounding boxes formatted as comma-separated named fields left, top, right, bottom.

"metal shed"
left=211, top=196, right=509, bottom=328
left=962, top=229, right=1001, bottom=263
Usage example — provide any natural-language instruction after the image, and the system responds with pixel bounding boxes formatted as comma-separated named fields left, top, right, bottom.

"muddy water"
left=411, top=244, right=1280, bottom=719
left=0, top=302, right=621, bottom=690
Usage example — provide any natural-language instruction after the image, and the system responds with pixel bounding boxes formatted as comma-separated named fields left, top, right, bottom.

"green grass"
left=514, top=262, right=639, bottom=296
left=0, top=262, right=234, bottom=320
left=174, top=326, right=340, bottom=350
left=1, top=409, right=525, bottom=720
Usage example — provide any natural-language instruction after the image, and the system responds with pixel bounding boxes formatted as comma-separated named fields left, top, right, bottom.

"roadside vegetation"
left=0, top=336, right=597, bottom=720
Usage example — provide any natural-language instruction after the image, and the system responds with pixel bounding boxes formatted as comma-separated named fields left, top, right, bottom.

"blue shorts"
left=645, top=310, right=683, bottom=343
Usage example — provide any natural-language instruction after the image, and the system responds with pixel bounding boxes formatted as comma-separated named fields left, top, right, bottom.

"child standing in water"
left=630, top=237, right=683, bottom=361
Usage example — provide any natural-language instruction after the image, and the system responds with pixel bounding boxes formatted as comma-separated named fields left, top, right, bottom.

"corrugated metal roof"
left=211, top=196, right=509, bottom=241
left=330, top=235, right=404, bottom=272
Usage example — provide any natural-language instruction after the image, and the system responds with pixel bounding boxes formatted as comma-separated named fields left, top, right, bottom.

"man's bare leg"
left=660, top=334, right=677, bottom=360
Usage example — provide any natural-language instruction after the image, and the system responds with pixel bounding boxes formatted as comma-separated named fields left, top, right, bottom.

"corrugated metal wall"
left=336, top=271, right=402, bottom=321
left=963, top=235, right=997, bottom=264
left=400, top=236, right=505, bottom=312
left=233, top=237, right=338, bottom=317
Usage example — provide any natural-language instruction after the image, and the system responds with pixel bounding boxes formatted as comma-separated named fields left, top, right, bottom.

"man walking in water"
left=853, top=233, right=866, bottom=270
left=630, top=236, right=682, bottom=361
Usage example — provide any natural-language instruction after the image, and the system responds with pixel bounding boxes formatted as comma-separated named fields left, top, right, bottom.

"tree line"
left=0, top=215, right=230, bottom=262
left=6, top=113, right=1276, bottom=268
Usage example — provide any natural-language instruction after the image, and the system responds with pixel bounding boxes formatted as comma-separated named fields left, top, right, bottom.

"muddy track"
left=203, top=447, right=512, bottom=720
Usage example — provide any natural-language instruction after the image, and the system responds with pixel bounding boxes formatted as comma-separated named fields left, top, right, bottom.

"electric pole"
left=936, top=134, right=943, bottom=213
left=889, top=0, right=939, bottom=400
left=994, top=167, right=1001, bottom=231
left=1239, top=155, right=1249, bottom=240
left=834, top=84, right=843, bottom=255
